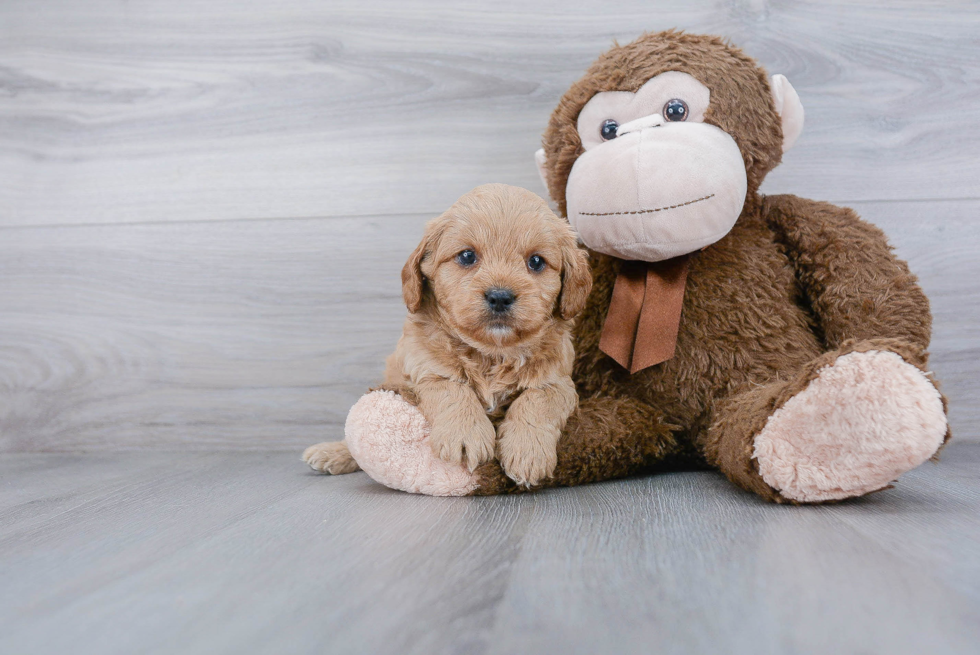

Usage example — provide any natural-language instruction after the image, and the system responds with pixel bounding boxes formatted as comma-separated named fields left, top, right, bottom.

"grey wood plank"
left=487, top=468, right=980, bottom=655
left=0, top=452, right=534, bottom=655
left=1, top=446, right=978, bottom=654
left=1, top=0, right=978, bottom=228
left=0, top=214, right=419, bottom=451
left=0, top=453, right=223, bottom=537
left=822, top=452, right=980, bottom=604
left=1, top=199, right=977, bottom=452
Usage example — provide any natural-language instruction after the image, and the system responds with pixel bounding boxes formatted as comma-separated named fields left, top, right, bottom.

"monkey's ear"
left=559, top=243, right=593, bottom=320
left=534, top=148, right=549, bottom=195
left=770, top=74, right=804, bottom=152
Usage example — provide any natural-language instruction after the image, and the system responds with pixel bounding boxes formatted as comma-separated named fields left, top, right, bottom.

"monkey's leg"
left=342, top=390, right=483, bottom=496
left=703, top=338, right=948, bottom=504
left=473, top=395, right=681, bottom=495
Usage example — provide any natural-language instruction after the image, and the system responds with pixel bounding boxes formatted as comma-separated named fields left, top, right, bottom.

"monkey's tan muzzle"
left=565, top=121, right=747, bottom=263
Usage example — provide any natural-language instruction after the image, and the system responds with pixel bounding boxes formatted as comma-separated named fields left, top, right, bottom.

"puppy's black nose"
left=485, top=287, right=516, bottom=313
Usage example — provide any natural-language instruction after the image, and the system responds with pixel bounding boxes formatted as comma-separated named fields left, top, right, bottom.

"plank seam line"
left=2, top=197, right=979, bottom=231
left=0, top=211, right=439, bottom=232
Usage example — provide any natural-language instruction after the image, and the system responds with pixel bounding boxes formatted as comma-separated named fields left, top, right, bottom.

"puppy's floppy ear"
left=401, top=215, right=446, bottom=313
left=558, top=237, right=592, bottom=320
left=401, top=240, right=427, bottom=314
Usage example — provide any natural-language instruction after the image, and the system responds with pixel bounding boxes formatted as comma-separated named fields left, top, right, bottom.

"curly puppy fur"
left=305, top=184, right=591, bottom=486
left=470, top=31, right=949, bottom=500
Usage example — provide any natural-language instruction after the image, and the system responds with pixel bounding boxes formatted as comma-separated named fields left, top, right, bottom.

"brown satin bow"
left=598, top=254, right=690, bottom=374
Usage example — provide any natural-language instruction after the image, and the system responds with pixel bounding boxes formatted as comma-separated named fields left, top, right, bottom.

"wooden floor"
left=1, top=444, right=979, bottom=654
left=2, top=1, right=980, bottom=653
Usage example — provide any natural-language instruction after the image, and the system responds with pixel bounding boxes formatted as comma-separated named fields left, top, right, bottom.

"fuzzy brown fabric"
left=469, top=31, right=948, bottom=501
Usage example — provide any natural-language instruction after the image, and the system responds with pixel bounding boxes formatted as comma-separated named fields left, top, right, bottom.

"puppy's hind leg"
left=302, top=440, right=361, bottom=475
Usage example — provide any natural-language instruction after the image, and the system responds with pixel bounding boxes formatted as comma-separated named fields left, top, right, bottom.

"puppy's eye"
left=527, top=254, right=546, bottom=272
left=455, top=249, right=477, bottom=267
left=600, top=119, right=619, bottom=140
left=663, top=98, right=688, bottom=122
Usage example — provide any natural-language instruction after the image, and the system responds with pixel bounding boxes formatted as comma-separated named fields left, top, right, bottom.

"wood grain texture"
left=1, top=445, right=978, bottom=654
left=1, top=200, right=976, bottom=451
left=3, top=4, right=978, bottom=651
left=0, top=214, right=421, bottom=450
left=1, top=0, right=978, bottom=227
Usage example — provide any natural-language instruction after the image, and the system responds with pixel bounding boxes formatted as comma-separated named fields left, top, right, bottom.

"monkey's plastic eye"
left=663, top=99, right=688, bottom=122
left=527, top=254, right=546, bottom=272
left=600, top=119, right=619, bottom=140
left=456, top=249, right=477, bottom=267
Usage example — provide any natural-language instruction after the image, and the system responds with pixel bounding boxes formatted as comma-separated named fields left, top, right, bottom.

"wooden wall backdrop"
left=1, top=0, right=978, bottom=451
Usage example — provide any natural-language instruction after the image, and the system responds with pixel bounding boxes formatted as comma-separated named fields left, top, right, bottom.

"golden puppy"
left=304, top=183, right=591, bottom=486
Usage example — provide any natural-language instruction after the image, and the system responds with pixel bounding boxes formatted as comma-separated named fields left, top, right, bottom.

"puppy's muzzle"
left=484, top=287, right=516, bottom=314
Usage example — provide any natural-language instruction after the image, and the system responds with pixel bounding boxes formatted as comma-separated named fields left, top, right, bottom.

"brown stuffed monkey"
left=312, top=31, right=949, bottom=503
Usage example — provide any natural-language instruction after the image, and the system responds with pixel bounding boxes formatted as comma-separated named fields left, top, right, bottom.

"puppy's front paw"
left=429, top=414, right=496, bottom=472
left=302, top=441, right=361, bottom=475
left=496, top=422, right=559, bottom=487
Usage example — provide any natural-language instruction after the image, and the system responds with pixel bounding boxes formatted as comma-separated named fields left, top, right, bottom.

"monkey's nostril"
left=485, top=288, right=516, bottom=313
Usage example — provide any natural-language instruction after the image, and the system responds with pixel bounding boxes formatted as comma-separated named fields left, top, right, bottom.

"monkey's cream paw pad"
left=344, top=391, right=480, bottom=497
left=753, top=350, right=947, bottom=503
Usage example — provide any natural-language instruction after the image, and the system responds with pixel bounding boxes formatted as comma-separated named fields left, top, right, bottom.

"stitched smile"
left=578, top=193, right=715, bottom=216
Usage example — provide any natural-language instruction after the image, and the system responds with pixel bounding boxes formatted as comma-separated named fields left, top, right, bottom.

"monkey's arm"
left=763, top=194, right=932, bottom=365
left=474, top=393, right=684, bottom=494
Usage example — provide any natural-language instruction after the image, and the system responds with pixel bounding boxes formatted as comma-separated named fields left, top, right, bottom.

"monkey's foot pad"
left=753, top=350, right=947, bottom=502
left=345, top=390, right=480, bottom=496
